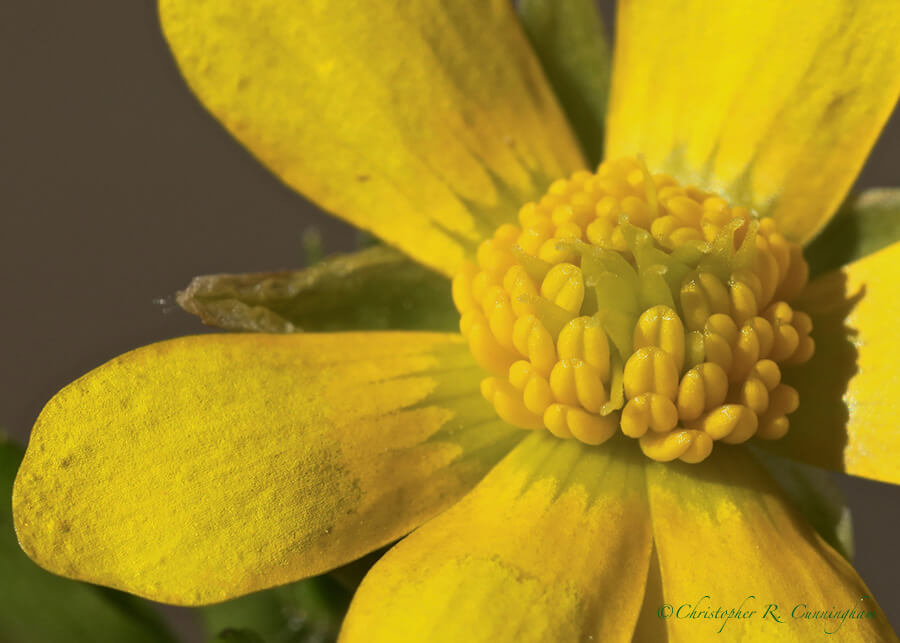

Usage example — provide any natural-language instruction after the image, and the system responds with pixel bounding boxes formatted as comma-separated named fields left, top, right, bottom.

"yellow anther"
left=678, top=431, right=715, bottom=463
left=608, top=225, right=629, bottom=252
left=512, top=315, right=557, bottom=376
left=753, top=238, right=781, bottom=306
left=757, top=415, right=790, bottom=440
left=538, top=237, right=577, bottom=265
left=540, top=263, right=585, bottom=314
left=453, top=156, right=812, bottom=462
left=666, top=196, right=703, bottom=226
left=557, top=317, right=611, bottom=379
left=548, top=178, right=570, bottom=196
left=451, top=261, right=478, bottom=314
left=476, top=227, right=518, bottom=278
left=463, top=311, right=518, bottom=375
left=765, top=301, right=794, bottom=325
left=503, top=265, right=539, bottom=317
left=542, top=402, right=573, bottom=439
left=484, top=286, right=516, bottom=350
left=623, top=346, right=679, bottom=400
left=740, top=377, right=770, bottom=414
left=769, top=384, right=800, bottom=416
left=633, top=305, right=686, bottom=371
left=549, top=359, right=608, bottom=414
left=481, top=377, right=544, bottom=430
left=745, top=316, right=775, bottom=358
left=785, top=334, right=815, bottom=365
left=509, top=361, right=554, bottom=416
left=702, top=196, right=729, bottom=215
left=706, top=313, right=739, bottom=343
left=518, top=202, right=543, bottom=228
left=517, top=222, right=552, bottom=255
left=552, top=204, right=576, bottom=227
left=686, top=186, right=710, bottom=202
left=555, top=221, right=584, bottom=241
left=756, top=384, right=799, bottom=440
left=697, top=404, right=758, bottom=443
left=508, top=360, right=535, bottom=389
left=657, top=185, right=685, bottom=201
left=595, top=195, right=619, bottom=218
left=765, top=230, right=792, bottom=278
left=750, top=359, right=781, bottom=390
left=669, top=225, right=704, bottom=246
left=729, top=274, right=760, bottom=323
left=597, top=177, right=630, bottom=199
left=570, top=169, right=593, bottom=184
left=703, top=330, right=733, bottom=373
left=470, top=270, right=495, bottom=308
left=567, top=407, right=619, bottom=445
left=768, top=321, right=800, bottom=362
left=570, top=192, right=596, bottom=220
left=677, top=362, right=729, bottom=421
left=639, top=429, right=712, bottom=463
left=621, top=393, right=678, bottom=437
left=775, top=245, right=809, bottom=302
left=650, top=215, right=682, bottom=248
left=731, top=323, right=761, bottom=382
left=543, top=403, right=617, bottom=445
left=681, top=272, right=731, bottom=330
left=621, top=195, right=652, bottom=228
left=586, top=217, right=616, bottom=248
left=792, top=310, right=813, bottom=335
left=685, top=330, right=706, bottom=368
left=540, top=192, right=564, bottom=211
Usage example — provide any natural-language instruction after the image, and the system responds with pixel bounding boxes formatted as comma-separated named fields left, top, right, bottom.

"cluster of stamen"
left=452, top=157, right=813, bottom=463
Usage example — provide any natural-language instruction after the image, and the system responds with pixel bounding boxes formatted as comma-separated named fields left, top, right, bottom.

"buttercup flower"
left=12, top=1, right=900, bottom=640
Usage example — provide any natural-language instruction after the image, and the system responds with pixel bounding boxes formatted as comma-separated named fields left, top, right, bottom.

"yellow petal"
left=159, top=1, right=585, bottom=276
left=13, top=333, right=523, bottom=605
left=644, top=448, right=897, bottom=641
left=765, top=242, right=900, bottom=486
left=607, top=1, right=900, bottom=243
left=340, top=433, right=653, bottom=643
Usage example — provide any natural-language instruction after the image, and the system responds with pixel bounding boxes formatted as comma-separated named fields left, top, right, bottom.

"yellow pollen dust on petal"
left=452, top=157, right=813, bottom=463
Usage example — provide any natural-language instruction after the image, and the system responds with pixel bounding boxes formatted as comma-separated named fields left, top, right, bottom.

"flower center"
left=452, top=157, right=814, bottom=463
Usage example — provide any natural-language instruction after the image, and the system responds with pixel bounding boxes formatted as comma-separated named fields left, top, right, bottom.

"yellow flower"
left=11, top=1, right=900, bottom=640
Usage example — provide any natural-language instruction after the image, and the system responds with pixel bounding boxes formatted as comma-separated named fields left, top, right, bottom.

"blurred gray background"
left=1, top=1, right=897, bottom=638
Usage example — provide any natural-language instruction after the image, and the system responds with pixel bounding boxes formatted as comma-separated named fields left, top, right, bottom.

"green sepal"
left=0, top=436, right=177, bottom=643
left=200, top=576, right=351, bottom=643
left=805, top=188, right=900, bottom=278
left=518, top=0, right=611, bottom=166
left=177, top=245, right=458, bottom=333
left=751, top=447, right=854, bottom=561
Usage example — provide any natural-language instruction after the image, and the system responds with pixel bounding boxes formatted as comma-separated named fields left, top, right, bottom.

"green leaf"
left=200, top=576, right=351, bottom=643
left=0, top=436, right=177, bottom=643
left=518, top=0, right=611, bottom=166
left=805, top=188, right=900, bottom=278
left=751, top=447, right=854, bottom=561
left=177, top=245, right=458, bottom=333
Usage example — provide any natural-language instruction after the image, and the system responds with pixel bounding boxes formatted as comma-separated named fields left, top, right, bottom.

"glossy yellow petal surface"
left=607, top=0, right=900, bottom=243
left=13, top=333, right=524, bottom=605
left=340, top=433, right=652, bottom=643
left=159, top=1, right=585, bottom=277
left=766, top=242, right=900, bottom=486
left=645, top=448, right=897, bottom=641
